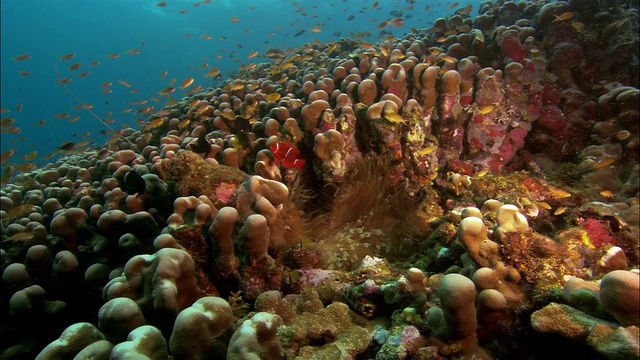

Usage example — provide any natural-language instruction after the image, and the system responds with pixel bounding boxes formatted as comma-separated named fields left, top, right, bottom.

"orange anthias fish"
left=117, top=80, right=132, bottom=87
left=247, top=51, right=259, bottom=59
left=230, top=16, right=241, bottom=23
left=592, top=158, right=615, bottom=169
left=371, top=1, right=379, bottom=9
left=13, top=54, right=31, bottom=61
left=552, top=12, right=574, bottom=22
left=180, top=77, right=195, bottom=89
left=448, top=2, right=460, bottom=10
left=204, top=67, right=220, bottom=78
left=59, top=53, right=75, bottom=60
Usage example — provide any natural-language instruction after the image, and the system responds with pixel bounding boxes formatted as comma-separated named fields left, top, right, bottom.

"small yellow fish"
left=2, top=232, right=34, bottom=243
left=478, top=105, right=495, bottom=115
left=549, top=187, right=572, bottom=198
left=383, top=111, right=407, bottom=124
left=416, top=145, right=436, bottom=156
left=476, top=169, right=489, bottom=177
left=553, top=206, right=567, bottom=215
left=536, top=201, right=552, bottom=210
left=600, top=190, right=615, bottom=198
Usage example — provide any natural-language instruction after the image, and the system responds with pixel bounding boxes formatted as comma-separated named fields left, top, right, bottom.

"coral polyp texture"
left=1, top=1, right=639, bottom=359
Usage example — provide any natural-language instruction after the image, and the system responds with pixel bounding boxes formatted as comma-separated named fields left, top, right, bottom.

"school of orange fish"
left=1, top=0, right=476, bottom=184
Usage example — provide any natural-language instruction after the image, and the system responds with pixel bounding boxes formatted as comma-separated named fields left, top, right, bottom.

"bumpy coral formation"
left=1, top=1, right=639, bottom=359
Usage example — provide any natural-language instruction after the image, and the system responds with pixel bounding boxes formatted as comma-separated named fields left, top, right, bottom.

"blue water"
left=1, top=0, right=476, bottom=173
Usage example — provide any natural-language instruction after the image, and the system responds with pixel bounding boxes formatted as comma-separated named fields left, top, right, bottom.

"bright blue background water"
left=1, top=0, right=478, bottom=173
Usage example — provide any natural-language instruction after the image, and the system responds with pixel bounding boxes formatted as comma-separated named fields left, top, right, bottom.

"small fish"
left=179, top=77, right=195, bottom=89
left=74, top=104, right=94, bottom=110
left=77, top=72, right=90, bottom=77
left=270, top=142, right=306, bottom=170
left=448, top=2, right=460, bottom=10
left=266, top=93, right=281, bottom=102
left=348, top=15, right=355, bottom=21
left=549, top=187, right=571, bottom=198
left=455, top=4, right=473, bottom=16
left=478, top=105, right=495, bottom=115
left=54, top=113, right=70, bottom=119
left=127, top=49, right=141, bottom=55
left=293, top=29, right=306, bottom=37
left=0, top=118, right=14, bottom=127
left=371, top=1, right=379, bottom=9
left=106, top=53, right=120, bottom=59
left=2, top=232, right=34, bottom=243
left=383, top=110, right=407, bottom=124
left=156, top=2, right=167, bottom=7
left=391, top=18, right=403, bottom=28
left=117, top=80, right=132, bottom=87
left=552, top=12, right=574, bottom=22
left=376, top=20, right=390, bottom=30
left=2, top=126, right=21, bottom=134
left=123, top=170, right=146, bottom=196
left=476, top=169, right=489, bottom=177
left=553, top=206, right=567, bottom=215
left=536, top=201, right=551, bottom=210
left=35, top=120, right=46, bottom=127
left=59, top=53, right=75, bottom=60
left=69, top=63, right=81, bottom=71
left=440, top=55, right=458, bottom=63
left=160, top=70, right=168, bottom=79
left=13, top=54, right=31, bottom=61
left=230, top=16, right=241, bottom=23
left=89, top=61, right=100, bottom=66
left=310, top=26, right=321, bottom=33
left=600, top=190, right=615, bottom=198
left=204, top=68, right=221, bottom=79
left=23, top=151, right=37, bottom=161
left=592, top=158, right=615, bottom=169
left=58, top=78, right=72, bottom=84
left=146, top=118, right=165, bottom=129
left=416, top=145, right=436, bottom=156
left=247, top=51, right=259, bottom=59
left=201, top=34, right=212, bottom=40
left=58, top=141, right=76, bottom=151
left=0, top=149, right=15, bottom=163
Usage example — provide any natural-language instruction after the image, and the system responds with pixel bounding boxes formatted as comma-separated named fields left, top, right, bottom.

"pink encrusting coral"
left=1, top=0, right=639, bottom=359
